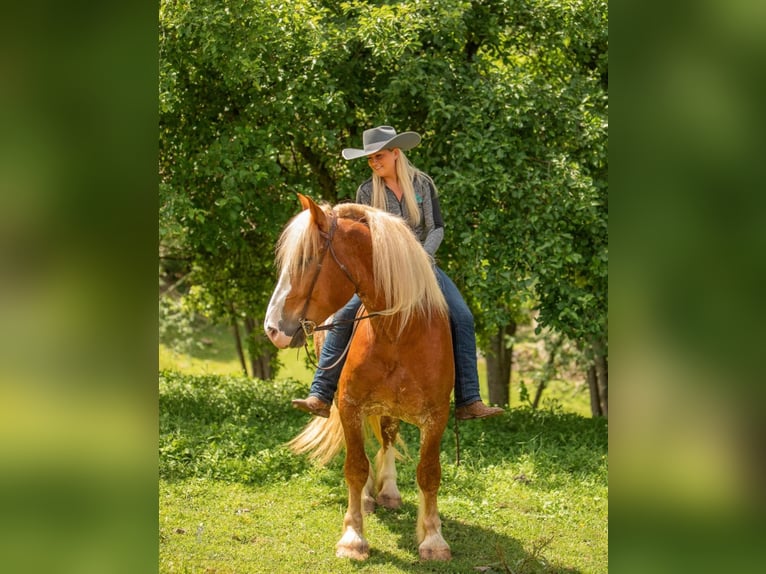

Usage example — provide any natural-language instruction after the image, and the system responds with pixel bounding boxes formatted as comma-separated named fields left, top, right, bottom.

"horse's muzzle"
left=279, top=319, right=306, bottom=348
left=264, top=318, right=302, bottom=349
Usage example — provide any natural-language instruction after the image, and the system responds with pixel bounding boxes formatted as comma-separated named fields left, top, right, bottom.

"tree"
left=389, top=0, right=608, bottom=411
left=159, top=0, right=608, bottom=411
left=160, top=0, right=348, bottom=377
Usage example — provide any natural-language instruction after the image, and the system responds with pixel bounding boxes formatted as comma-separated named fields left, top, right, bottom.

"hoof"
left=336, top=543, right=369, bottom=561
left=376, top=493, right=402, bottom=509
left=419, top=534, right=451, bottom=561
left=419, top=546, right=452, bottom=561
left=337, top=529, right=369, bottom=560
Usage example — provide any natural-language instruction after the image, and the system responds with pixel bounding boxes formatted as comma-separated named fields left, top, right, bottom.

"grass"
left=159, top=322, right=605, bottom=572
left=159, top=369, right=608, bottom=573
left=160, top=320, right=316, bottom=381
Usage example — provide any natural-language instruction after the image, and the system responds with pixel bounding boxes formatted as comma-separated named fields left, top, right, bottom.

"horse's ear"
left=298, top=193, right=330, bottom=234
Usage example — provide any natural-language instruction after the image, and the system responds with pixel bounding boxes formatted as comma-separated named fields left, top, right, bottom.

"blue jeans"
left=307, top=294, right=362, bottom=404
left=306, top=267, right=482, bottom=408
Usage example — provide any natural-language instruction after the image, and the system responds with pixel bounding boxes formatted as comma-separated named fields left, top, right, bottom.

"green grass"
left=159, top=371, right=608, bottom=573
left=160, top=321, right=316, bottom=381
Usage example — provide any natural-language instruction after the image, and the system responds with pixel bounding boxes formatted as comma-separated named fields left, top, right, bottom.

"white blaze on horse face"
left=264, top=267, right=294, bottom=348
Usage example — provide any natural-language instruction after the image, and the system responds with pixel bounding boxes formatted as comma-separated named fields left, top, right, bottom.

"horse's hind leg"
left=362, top=460, right=376, bottom=514
left=336, top=410, right=370, bottom=560
left=375, top=417, right=402, bottom=509
left=416, top=419, right=451, bottom=561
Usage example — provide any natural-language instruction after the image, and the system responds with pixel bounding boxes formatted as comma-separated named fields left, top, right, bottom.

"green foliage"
left=159, top=0, right=608, bottom=375
left=519, top=379, right=531, bottom=405
left=158, top=295, right=201, bottom=354
left=159, top=370, right=312, bottom=483
left=416, top=0, right=608, bottom=348
left=158, top=371, right=607, bottom=485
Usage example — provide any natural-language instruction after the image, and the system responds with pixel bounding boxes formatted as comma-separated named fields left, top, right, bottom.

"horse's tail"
left=364, top=415, right=408, bottom=461
left=287, top=403, right=345, bottom=465
left=287, top=409, right=409, bottom=465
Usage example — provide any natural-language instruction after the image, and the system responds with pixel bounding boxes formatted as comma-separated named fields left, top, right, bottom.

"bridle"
left=289, top=211, right=379, bottom=367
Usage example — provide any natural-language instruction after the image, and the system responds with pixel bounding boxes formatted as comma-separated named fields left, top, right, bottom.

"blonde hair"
left=275, top=202, right=447, bottom=331
left=335, top=203, right=447, bottom=328
left=370, top=150, right=436, bottom=228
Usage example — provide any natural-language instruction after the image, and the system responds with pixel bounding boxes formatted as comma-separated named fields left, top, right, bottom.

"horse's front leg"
left=416, top=417, right=451, bottom=561
left=336, top=409, right=370, bottom=560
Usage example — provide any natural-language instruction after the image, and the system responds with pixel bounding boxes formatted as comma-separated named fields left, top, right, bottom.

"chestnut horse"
left=264, top=194, right=454, bottom=561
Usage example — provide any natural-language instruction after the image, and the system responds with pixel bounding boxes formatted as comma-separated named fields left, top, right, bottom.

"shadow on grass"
left=293, top=412, right=604, bottom=572
left=339, top=499, right=581, bottom=573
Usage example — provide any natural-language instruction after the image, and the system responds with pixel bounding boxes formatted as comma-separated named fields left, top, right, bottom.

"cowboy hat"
left=341, top=125, right=421, bottom=160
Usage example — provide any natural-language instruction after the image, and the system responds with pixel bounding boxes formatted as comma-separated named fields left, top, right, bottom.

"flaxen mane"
left=276, top=202, right=447, bottom=328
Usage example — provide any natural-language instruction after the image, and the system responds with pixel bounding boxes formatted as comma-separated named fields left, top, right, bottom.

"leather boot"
left=455, top=400, right=504, bottom=421
left=291, top=396, right=331, bottom=418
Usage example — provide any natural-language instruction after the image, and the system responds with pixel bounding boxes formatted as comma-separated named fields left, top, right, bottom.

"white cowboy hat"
left=341, top=125, right=421, bottom=160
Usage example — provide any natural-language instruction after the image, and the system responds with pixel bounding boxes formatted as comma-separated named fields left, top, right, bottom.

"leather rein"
left=290, top=211, right=379, bottom=368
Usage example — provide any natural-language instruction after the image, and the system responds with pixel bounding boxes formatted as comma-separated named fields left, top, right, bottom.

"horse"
left=263, top=194, right=455, bottom=561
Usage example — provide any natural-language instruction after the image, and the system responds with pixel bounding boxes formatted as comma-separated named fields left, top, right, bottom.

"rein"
left=300, top=309, right=372, bottom=371
left=290, top=210, right=380, bottom=366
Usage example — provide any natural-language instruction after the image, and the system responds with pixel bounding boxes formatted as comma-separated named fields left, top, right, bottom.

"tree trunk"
left=587, top=364, right=602, bottom=417
left=485, top=320, right=516, bottom=407
left=593, top=337, right=608, bottom=417
left=252, top=346, right=276, bottom=380
left=532, top=336, right=562, bottom=409
left=243, top=316, right=259, bottom=378
left=229, top=304, right=249, bottom=378
left=243, top=316, right=276, bottom=380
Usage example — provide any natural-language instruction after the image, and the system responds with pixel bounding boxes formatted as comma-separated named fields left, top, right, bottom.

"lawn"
left=159, top=356, right=607, bottom=573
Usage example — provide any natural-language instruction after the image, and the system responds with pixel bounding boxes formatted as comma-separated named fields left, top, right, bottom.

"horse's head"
left=264, top=194, right=358, bottom=348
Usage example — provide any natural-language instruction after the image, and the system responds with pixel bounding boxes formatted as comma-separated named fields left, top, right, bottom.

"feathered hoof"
left=376, top=493, right=402, bottom=509
left=336, top=542, right=370, bottom=561
left=336, top=529, right=369, bottom=560
left=418, top=545, right=452, bottom=561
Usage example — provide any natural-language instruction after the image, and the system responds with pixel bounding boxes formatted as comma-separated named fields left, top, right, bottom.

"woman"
left=292, top=126, right=503, bottom=421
